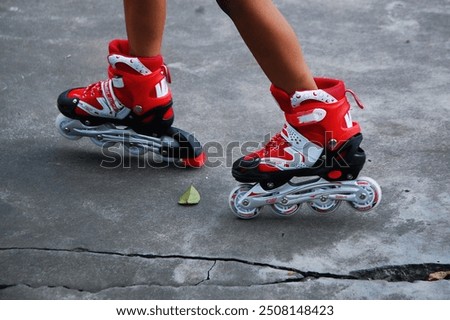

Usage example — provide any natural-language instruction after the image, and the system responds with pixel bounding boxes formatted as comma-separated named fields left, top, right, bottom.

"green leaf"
left=178, top=185, right=201, bottom=205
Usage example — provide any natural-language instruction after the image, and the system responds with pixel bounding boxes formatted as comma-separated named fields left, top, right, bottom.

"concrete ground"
left=0, top=0, right=449, bottom=299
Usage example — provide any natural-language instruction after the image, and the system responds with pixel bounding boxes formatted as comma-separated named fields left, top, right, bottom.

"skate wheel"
left=348, top=176, right=382, bottom=212
left=228, top=184, right=261, bottom=220
left=123, top=143, right=148, bottom=156
left=90, top=123, right=116, bottom=148
left=55, top=114, right=82, bottom=140
left=307, top=189, right=342, bottom=214
left=307, top=200, right=341, bottom=213
left=269, top=203, right=300, bottom=217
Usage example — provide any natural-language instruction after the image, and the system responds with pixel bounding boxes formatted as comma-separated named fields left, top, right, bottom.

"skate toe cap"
left=57, top=88, right=83, bottom=116
left=57, top=88, right=77, bottom=108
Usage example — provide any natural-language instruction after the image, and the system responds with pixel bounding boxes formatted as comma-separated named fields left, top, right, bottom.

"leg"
left=216, top=0, right=317, bottom=93
left=123, top=0, right=166, bottom=57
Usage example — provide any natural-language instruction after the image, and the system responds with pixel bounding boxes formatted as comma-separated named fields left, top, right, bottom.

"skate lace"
left=261, top=133, right=289, bottom=156
left=82, top=81, right=104, bottom=98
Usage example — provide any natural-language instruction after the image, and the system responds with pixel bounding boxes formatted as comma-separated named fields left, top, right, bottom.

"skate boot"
left=56, top=39, right=205, bottom=168
left=229, top=77, right=381, bottom=219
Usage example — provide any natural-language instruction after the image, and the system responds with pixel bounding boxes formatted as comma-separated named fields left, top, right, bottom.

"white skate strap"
left=259, top=123, right=323, bottom=170
left=101, top=80, right=127, bottom=113
left=79, top=98, right=130, bottom=120
left=290, top=89, right=337, bottom=108
left=108, top=54, right=152, bottom=76
left=77, top=80, right=130, bottom=120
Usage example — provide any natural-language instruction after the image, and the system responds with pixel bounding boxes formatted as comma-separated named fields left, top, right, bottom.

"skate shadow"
left=223, top=204, right=382, bottom=246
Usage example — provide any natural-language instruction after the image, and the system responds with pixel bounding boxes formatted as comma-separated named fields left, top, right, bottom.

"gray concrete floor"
left=0, top=0, right=449, bottom=299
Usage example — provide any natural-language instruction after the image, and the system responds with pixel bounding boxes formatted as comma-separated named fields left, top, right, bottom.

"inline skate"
left=229, top=78, right=381, bottom=219
left=56, top=39, right=205, bottom=168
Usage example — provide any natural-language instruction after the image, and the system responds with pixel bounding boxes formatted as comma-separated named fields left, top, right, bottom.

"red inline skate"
left=56, top=39, right=205, bottom=168
left=229, top=78, right=381, bottom=219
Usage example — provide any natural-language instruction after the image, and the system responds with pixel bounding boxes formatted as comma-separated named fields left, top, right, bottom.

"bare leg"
left=123, top=0, right=166, bottom=57
left=217, top=0, right=317, bottom=93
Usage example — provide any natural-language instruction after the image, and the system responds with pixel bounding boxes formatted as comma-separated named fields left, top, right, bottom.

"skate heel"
left=161, top=127, right=206, bottom=168
left=336, top=146, right=366, bottom=181
left=322, top=133, right=366, bottom=181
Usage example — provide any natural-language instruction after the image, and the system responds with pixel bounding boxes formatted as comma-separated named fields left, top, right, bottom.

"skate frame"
left=236, top=177, right=374, bottom=210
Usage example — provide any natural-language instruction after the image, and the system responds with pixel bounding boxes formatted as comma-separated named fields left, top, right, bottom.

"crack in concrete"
left=0, top=285, right=14, bottom=290
left=195, top=261, right=217, bottom=286
left=0, top=246, right=449, bottom=294
left=350, top=264, right=450, bottom=282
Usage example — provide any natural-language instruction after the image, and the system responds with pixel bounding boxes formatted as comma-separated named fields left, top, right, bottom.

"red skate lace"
left=82, top=81, right=103, bottom=98
left=261, top=133, right=289, bottom=157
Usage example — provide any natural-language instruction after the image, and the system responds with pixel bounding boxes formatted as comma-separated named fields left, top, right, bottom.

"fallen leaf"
left=178, top=185, right=201, bottom=205
left=428, top=271, right=450, bottom=281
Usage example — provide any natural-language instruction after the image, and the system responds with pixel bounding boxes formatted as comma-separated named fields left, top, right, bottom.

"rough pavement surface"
left=1, top=0, right=449, bottom=299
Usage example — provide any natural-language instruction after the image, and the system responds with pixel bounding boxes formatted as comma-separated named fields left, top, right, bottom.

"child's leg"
left=216, top=0, right=317, bottom=93
left=123, top=0, right=166, bottom=57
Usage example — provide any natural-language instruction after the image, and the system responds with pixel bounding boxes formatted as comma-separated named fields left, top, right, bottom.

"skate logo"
left=155, top=78, right=169, bottom=98
left=265, top=198, right=278, bottom=205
